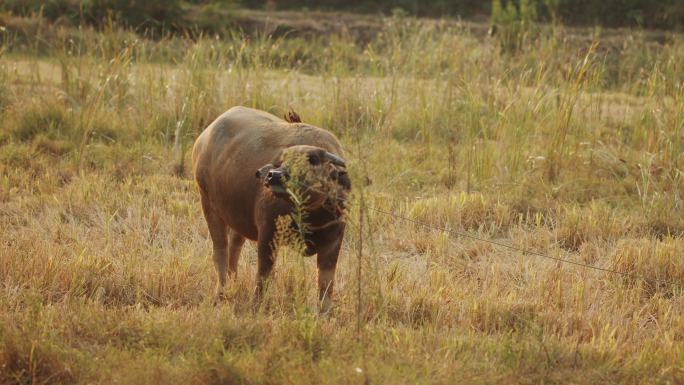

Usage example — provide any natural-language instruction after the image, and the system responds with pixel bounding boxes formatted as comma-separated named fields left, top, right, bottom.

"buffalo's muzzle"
left=265, top=169, right=289, bottom=196
left=266, top=170, right=288, bottom=185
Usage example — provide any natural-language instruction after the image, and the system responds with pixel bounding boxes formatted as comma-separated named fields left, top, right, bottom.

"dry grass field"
left=1, top=11, right=683, bottom=384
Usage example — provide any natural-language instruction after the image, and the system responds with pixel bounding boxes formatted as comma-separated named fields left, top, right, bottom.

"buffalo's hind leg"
left=199, top=192, right=229, bottom=303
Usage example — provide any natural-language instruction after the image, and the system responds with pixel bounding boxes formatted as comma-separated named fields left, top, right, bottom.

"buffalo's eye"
left=307, top=154, right=321, bottom=165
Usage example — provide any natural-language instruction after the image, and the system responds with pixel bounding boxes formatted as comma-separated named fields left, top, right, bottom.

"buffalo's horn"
left=324, top=152, right=346, bottom=167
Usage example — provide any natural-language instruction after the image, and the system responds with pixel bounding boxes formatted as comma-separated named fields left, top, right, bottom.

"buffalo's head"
left=256, top=145, right=351, bottom=210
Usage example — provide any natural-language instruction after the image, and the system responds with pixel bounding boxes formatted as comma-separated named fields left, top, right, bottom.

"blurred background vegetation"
left=1, top=0, right=683, bottom=32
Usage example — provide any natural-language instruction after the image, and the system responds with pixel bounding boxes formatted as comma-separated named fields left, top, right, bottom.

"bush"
left=0, top=0, right=77, bottom=21
left=553, top=0, right=684, bottom=29
left=81, top=0, right=184, bottom=31
left=245, top=0, right=684, bottom=30
left=0, top=0, right=185, bottom=32
left=490, top=0, right=539, bottom=52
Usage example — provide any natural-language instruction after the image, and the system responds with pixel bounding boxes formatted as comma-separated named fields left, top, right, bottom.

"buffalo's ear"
left=256, top=164, right=275, bottom=179
left=337, top=171, right=351, bottom=190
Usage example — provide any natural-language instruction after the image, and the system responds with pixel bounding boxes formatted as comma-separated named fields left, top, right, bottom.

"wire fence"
left=294, top=180, right=684, bottom=291
left=361, top=204, right=684, bottom=290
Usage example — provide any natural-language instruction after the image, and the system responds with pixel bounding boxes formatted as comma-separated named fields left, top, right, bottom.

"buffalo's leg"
left=199, top=193, right=228, bottom=301
left=227, top=231, right=245, bottom=276
left=317, top=238, right=342, bottom=313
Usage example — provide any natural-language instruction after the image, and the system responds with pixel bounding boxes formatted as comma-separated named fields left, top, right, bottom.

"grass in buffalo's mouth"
left=1, top=11, right=683, bottom=385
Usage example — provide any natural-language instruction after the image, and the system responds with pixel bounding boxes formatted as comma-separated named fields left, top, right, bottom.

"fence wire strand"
left=363, top=205, right=684, bottom=289
left=294, top=181, right=684, bottom=290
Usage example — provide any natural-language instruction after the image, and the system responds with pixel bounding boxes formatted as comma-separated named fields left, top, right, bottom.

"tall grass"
left=1, top=12, right=683, bottom=384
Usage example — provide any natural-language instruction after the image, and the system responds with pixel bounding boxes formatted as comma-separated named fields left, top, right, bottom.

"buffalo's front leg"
left=254, top=233, right=275, bottom=303
left=317, top=236, right=342, bottom=313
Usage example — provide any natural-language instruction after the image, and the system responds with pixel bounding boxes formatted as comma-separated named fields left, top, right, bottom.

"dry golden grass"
left=0, top=13, right=683, bottom=384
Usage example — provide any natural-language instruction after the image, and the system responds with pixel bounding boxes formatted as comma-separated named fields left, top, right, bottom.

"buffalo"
left=192, top=106, right=351, bottom=310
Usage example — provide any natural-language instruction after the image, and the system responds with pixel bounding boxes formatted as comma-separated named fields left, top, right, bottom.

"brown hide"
left=192, top=106, right=349, bottom=310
